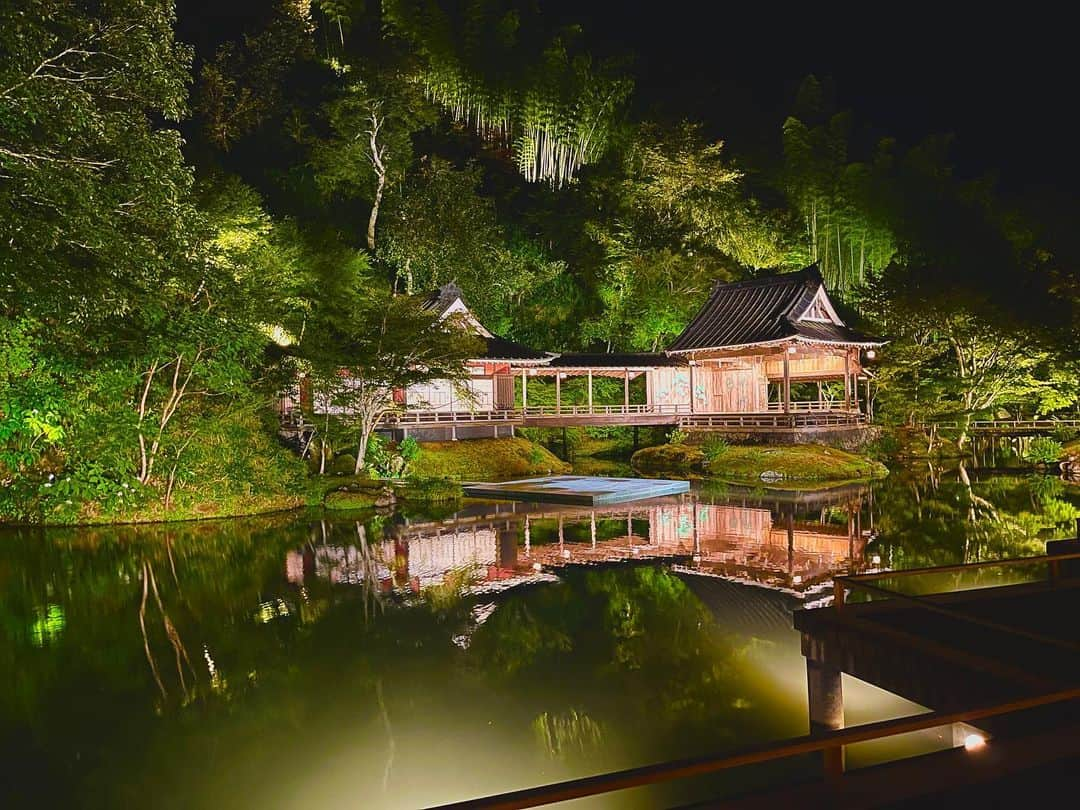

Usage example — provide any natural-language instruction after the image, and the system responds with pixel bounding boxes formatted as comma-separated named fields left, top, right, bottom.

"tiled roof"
left=481, top=336, right=551, bottom=361
left=549, top=352, right=686, bottom=368
left=667, top=266, right=883, bottom=352
left=418, top=282, right=466, bottom=317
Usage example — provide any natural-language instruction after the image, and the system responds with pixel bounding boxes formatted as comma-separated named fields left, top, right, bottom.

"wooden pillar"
left=689, top=361, right=696, bottom=414
left=782, top=353, right=791, bottom=414
left=590, top=512, right=597, bottom=549
left=623, top=368, right=630, bottom=412
left=843, top=351, right=851, bottom=410
left=521, top=368, right=528, bottom=410
left=587, top=368, right=593, bottom=413
left=555, top=372, right=562, bottom=413
left=817, top=381, right=823, bottom=411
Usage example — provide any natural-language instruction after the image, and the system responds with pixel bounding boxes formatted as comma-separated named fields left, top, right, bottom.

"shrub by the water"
left=1025, top=437, right=1064, bottom=465
left=331, top=453, right=357, bottom=475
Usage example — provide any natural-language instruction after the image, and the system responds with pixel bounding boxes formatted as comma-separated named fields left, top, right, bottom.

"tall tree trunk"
left=366, top=107, right=387, bottom=252
left=367, top=169, right=385, bottom=252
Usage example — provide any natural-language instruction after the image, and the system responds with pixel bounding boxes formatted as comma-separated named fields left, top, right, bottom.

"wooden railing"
left=679, top=411, right=868, bottom=430
left=381, top=409, right=520, bottom=426
left=371, top=406, right=869, bottom=429
left=919, top=418, right=1080, bottom=433
left=833, top=548, right=1080, bottom=615
left=765, top=400, right=849, bottom=413
left=521, top=403, right=691, bottom=418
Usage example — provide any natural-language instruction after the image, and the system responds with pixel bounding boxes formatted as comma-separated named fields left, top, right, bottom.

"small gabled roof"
left=667, top=266, right=884, bottom=353
left=419, top=283, right=552, bottom=364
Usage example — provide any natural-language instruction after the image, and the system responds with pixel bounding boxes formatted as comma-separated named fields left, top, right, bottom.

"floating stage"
left=463, top=475, right=690, bottom=506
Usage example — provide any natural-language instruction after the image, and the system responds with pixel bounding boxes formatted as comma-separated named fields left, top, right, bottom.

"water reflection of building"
left=285, top=485, right=869, bottom=596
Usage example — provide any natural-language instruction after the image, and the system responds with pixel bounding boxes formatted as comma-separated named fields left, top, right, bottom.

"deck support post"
left=555, top=372, right=562, bottom=414
left=623, top=368, right=630, bottom=412
left=587, top=369, right=593, bottom=413
left=591, top=513, right=597, bottom=549
left=522, top=369, right=528, bottom=411
left=806, top=657, right=846, bottom=778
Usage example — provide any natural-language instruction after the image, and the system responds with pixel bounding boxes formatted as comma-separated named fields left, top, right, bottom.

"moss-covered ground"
left=631, top=442, right=889, bottom=483
left=409, top=437, right=570, bottom=481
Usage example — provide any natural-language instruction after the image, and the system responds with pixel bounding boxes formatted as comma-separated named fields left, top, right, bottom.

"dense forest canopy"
left=1, top=0, right=1078, bottom=521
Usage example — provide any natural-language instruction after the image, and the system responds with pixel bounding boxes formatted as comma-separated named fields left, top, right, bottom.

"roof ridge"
left=709, top=265, right=819, bottom=293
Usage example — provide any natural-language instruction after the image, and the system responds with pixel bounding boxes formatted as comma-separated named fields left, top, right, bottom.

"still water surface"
left=1, top=467, right=1077, bottom=807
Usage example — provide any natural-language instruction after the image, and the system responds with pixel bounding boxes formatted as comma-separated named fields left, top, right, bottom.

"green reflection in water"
left=0, top=469, right=1076, bottom=808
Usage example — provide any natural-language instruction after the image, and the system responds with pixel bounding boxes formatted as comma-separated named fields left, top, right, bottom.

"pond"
left=1, top=465, right=1077, bottom=808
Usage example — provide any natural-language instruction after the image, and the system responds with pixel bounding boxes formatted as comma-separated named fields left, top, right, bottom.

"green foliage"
left=331, top=453, right=358, bottom=475
left=384, top=0, right=632, bottom=186
left=667, top=428, right=689, bottom=445
left=1025, top=437, right=1064, bottom=465
left=1, top=0, right=195, bottom=325
left=398, top=476, right=463, bottom=503
left=702, top=437, right=730, bottom=463
left=195, top=2, right=316, bottom=149
left=861, top=267, right=1077, bottom=427
left=398, top=436, right=421, bottom=464
left=781, top=77, right=897, bottom=291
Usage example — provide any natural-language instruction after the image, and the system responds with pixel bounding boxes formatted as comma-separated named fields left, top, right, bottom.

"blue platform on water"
left=463, top=475, right=690, bottom=506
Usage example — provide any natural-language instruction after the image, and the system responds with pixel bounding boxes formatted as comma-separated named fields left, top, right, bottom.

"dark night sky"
left=178, top=2, right=1076, bottom=196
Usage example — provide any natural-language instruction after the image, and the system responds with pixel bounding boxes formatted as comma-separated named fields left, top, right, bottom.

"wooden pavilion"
left=297, top=267, right=884, bottom=440
left=662, top=266, right=884, bottom=417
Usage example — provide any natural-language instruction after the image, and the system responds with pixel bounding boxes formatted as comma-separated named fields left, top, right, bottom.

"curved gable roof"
left=419, top=283, right=553, bottom=363
left=667, top=266, right=883, bottom=352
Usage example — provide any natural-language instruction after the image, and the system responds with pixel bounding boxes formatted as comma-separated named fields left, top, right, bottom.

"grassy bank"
left=410, top=437, right=570, bottom=481
left=631, top=442, right=889, bottom=483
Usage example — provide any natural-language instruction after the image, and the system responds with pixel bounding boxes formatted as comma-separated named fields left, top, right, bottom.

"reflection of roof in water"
left=678, top=572, right=801, bottom=642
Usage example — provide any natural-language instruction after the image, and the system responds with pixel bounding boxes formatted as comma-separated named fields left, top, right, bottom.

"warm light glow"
left=866, top=349, right=876, bottom=360
left=964, top=733, right=986, bottom=751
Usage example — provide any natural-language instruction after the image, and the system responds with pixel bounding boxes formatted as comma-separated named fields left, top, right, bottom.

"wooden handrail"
left=427, top=687, right=1080, bottom=810
left=839, top=550, right=1080, bottom=585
